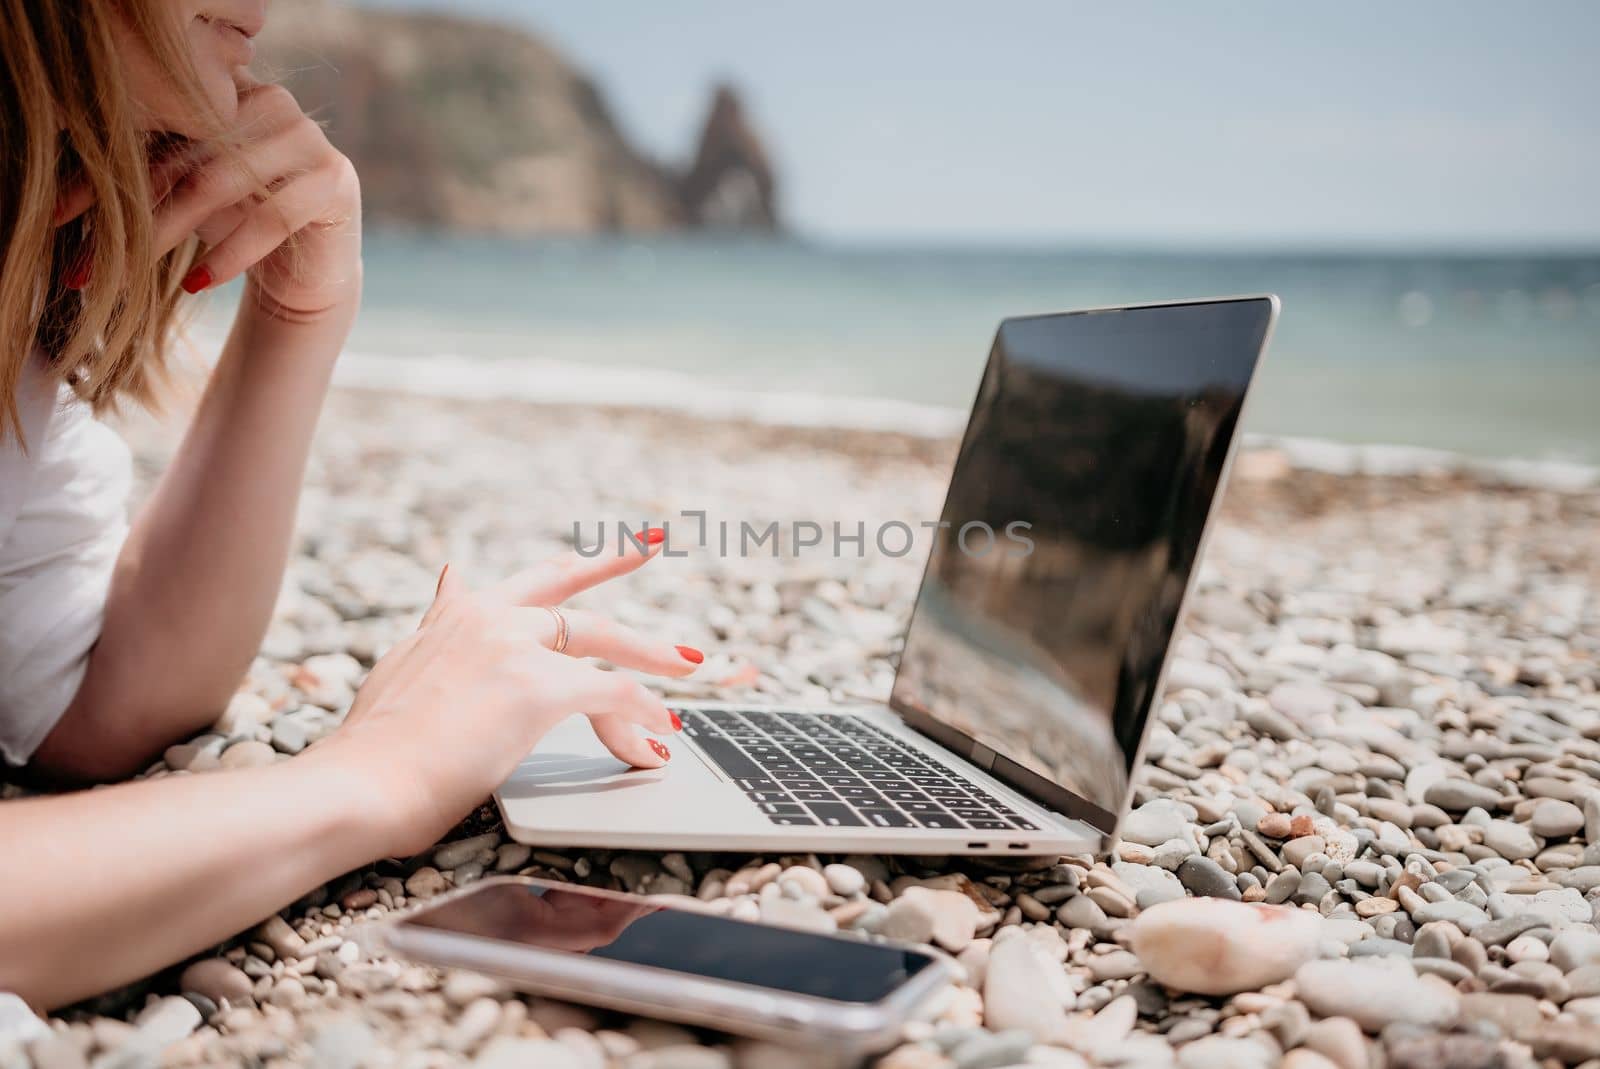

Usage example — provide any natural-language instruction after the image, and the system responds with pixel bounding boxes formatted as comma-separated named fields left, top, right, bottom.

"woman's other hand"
left=58, top=81, right=362, bottom=322
left=313, top=531, right=703, bottom=859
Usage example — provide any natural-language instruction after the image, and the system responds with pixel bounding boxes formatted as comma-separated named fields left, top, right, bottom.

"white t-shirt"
left=0, top=355, right=131, bottom=766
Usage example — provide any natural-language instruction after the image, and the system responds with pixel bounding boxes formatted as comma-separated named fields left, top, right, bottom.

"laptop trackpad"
left=495, top=715, right=759, bottom=842
left=497, top=713, right=721, bottom=803
left=509, top=751, right=638, bottom=788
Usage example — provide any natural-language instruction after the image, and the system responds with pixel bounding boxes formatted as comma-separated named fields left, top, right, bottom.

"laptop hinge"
left=897, top=704, right=1119, bottom=833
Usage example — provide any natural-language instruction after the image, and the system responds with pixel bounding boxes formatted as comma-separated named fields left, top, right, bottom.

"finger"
left=180, top=169, right=342, bottom=292
left=495, top=528, right=668, bottom=607
left=536, top=608, right=702, bottom=678
left=417, top=563, right=465, bottom=631
left=53, top=181, right=94, bottom=228
left=53, top=140, right=212, bottom=228
left=192, top=201, right=248, bottom=249
left=151, top=140, right=216, bottom=204
left=151, top=126, right=308, bottom=255
left=587, top=714, right=671, bottom=769
left=231, top=82, right=305, bottom=139
left=537, top=658, right=677, bottom=736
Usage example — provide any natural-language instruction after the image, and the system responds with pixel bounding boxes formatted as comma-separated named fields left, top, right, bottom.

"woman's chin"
left=198, top=67, right=245, bottom=125
left=143, top=70, right=241, bottom=136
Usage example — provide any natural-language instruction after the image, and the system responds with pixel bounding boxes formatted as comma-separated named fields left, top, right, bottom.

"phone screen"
left=406, top=882, right=938, bottom=1004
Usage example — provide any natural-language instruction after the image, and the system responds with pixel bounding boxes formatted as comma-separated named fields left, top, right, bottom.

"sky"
left=366, top=1, right=1599, bottom=249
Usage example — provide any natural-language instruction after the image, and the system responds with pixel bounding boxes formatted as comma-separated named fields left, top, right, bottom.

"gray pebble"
left=1122, top=799, right=1191, bottom=847
left=1474, top=913, right=1546, bottom=947
left=1349, top=938, right=1412, bottom=958
left=269, top=716, right=308, bottom=755
left=1412, top=899, right=1489, bottom=931
left=1550, top=929, right=1600, bottom=972
left=948, top=1028, right=1032, bottom=1069
left=434, top=832, right=499, bottom=870
left=1531, top=799, right=1585, bottom=838
left=1482, top=820, right=1539, bottom=861
left=1056, top=893, right=1111, bottom=937
left=822, top=864, right=865, bottom=897
left=1176, top=856, right=1241, bottom=900
left=1423, top=780, right=1502, bottom=812
left=1264, top=870, right=1301, bottom=904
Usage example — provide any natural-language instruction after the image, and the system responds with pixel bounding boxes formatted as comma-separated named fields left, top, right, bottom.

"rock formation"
left=678, top=85, right=780, bottom=230
left=257, top=0, right=778, bottom=234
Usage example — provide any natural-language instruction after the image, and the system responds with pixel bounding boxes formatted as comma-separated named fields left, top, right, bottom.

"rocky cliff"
left=257, top=0, right=779, bottom=234
left=679, top=85, right=780, bottom=230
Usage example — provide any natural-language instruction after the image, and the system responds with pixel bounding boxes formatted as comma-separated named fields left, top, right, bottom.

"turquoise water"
left=321, top=234, right=1600, bottom=463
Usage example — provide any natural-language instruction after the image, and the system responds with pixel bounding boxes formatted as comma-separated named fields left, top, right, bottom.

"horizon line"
left=356, top=225, right=1600, bottom=259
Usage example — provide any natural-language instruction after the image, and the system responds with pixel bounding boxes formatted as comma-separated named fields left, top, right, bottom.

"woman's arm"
left=32, top=84, right=363, bottom=781
left=3, top=551, right=693, bottom=1011
left=35, top=298, right=351, bottom=781
left=0, top=747, right=382, bottom=1009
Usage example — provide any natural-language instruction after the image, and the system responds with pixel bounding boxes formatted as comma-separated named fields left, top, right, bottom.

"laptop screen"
left=889, top=297, right=1275, bottom=832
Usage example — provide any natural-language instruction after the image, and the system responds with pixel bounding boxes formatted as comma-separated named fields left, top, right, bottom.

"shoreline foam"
left=329, top=348, right=971, bottom=438
left=322, top=348, right=1598, bottom=492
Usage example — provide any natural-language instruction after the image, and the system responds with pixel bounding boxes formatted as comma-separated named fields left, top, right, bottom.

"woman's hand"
left=312, top=533, right=701, bottom=859
left=171, top=82, right=362, bottom=319
left=59, top=81, right=361, bottom=322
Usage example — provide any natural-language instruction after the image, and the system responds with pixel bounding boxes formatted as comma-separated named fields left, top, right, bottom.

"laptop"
left=497, top=295, right=1279, bottom=855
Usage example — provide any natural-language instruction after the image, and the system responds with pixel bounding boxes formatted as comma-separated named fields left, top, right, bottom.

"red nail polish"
left=435, top=563, right=450, bottom=596
left=181, top=264, right=213, bottom=293
left=646, top=527, right=667, bottom=545
left=669, top=711, right=683, bottom=732
left=62, top=256, right=91, bottom=291
left=650, top=740, right=670, bottom=760
left=675, top=645, right=704, bottom=665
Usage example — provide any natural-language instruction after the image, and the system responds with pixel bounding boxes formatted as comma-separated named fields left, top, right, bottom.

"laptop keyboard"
left=676, top=708, right=1039, bottom=832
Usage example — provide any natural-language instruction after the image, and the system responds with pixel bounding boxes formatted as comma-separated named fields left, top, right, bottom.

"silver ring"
left=545, top=606, right=570, bottom=654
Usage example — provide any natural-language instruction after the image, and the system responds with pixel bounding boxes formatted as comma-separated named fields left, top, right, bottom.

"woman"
left=0, top=0, right=700, bottom=1010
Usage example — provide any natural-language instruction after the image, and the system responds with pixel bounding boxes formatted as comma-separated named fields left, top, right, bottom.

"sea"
left=212, top=234, right=1600, bottom=470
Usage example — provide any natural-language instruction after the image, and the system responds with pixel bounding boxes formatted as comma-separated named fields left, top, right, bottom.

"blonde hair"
left=0, top=0, right=215, bottom=445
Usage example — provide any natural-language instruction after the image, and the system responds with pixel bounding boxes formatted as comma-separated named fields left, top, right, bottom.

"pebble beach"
left=5, top=386, right=1600, bottom=1069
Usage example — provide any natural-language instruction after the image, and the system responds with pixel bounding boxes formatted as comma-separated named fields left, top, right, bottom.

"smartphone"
left=377, top=877, right=954, bottom=1053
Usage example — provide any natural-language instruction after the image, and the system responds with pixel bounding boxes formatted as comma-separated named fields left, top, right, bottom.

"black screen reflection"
left=411, top=882, right=936, bottom=1003
left=891, top=300, right=1272, bottom=825
left=414, top=882, right=663, bottom=953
